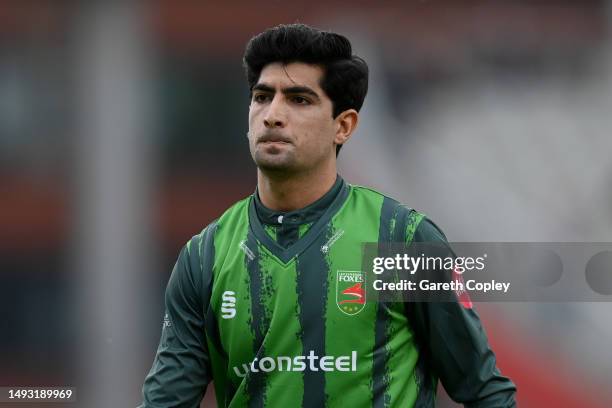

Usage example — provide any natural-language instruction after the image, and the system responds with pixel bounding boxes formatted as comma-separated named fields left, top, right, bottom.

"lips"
left=257, top=133, right=292, bottom=144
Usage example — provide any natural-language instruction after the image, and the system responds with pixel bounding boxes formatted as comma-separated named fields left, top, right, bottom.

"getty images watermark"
left=370, top=252, right=510, bottom=293
left=361, top=243, right=612, bottom=302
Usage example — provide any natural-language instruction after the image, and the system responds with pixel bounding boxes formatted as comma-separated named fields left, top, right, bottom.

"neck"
left=257, top=165, right=337, bottom=212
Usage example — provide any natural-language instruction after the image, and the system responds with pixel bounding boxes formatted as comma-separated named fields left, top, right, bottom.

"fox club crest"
left=336, top=270, right=366, bottom=315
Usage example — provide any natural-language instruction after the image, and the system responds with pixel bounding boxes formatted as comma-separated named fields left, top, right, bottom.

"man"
left=139, top=24, right=516, bottom=407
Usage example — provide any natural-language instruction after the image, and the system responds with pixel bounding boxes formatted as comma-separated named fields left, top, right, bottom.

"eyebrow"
left=252, top=83, right=321, bottom=101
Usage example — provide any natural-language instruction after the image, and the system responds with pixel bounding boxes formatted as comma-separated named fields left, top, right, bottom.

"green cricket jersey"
left=139, top=176, right=516, bottom=407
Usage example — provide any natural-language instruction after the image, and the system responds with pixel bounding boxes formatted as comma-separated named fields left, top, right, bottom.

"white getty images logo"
left=221, top=291, right=236, bottom=319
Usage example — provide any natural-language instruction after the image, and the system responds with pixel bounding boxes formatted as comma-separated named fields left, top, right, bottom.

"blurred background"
left=1, top=1, right=611, bottom=407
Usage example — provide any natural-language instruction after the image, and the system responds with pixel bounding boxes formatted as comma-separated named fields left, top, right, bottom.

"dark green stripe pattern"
left=372, top=197, right=398, bottom=407
left=295, top=227, right=333, bottom=407
left=245, top=230, right=267, bottom=408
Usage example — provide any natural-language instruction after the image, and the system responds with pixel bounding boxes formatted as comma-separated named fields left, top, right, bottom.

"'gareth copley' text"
left=373, top=279, right=510, bottom=293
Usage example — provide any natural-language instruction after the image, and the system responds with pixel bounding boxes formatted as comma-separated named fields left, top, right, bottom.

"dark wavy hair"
left=243, top=23, right=369, bottom=156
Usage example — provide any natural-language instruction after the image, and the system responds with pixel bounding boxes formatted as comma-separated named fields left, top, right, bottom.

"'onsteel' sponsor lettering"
left=232, top=350, right=357, bottom=377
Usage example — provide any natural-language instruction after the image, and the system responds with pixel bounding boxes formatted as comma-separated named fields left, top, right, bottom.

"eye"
left=253, top=93, right=270, bottom=103
left=291, top=95, right=310, bottom=105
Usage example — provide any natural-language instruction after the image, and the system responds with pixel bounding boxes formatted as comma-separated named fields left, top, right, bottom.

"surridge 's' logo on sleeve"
left=221, top=290, right=236, bottom=319
left=336, top=270, right=366, bottom=315
left=162, top=312, right=172, bottom=328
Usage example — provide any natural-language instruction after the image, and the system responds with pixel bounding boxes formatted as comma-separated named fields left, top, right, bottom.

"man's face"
left=248, top=62, right=337, bottom=174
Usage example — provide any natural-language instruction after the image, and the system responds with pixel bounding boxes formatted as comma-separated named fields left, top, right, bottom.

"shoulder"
left=349, top=184, right=416, bottom=213
left=172, top=197, right=251, bottom=305
left=348, top=183, right=448, bottom=243
left=216, top=195, right=252, bottom=225
left=179, top=195, right=253, bottom=274
left=348, top=183, right=419, bottom=218
left=187, top=195, right=252, bottom=248
left=348, top=183, right=397, bottom=201
left=412, top=216, right=448, bottom=243
left=347, top=184, right=406, bottom=213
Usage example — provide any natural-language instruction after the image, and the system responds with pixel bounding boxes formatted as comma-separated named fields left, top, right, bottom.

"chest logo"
left=221, top=291, right=237, bottom=319
left=336, top=270, right=366, bottom=315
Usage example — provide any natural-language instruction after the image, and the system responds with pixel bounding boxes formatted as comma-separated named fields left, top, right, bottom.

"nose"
left=263, top=96, right=286, bottom=129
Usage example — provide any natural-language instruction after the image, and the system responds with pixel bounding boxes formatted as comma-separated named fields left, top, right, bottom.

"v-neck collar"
left=254, top=176, right=343, bottom=226
left=248, top=177, right=350, bottom=264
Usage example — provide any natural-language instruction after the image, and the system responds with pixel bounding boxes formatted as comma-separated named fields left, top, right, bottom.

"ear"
left=333, top=109, right=359, bottom=147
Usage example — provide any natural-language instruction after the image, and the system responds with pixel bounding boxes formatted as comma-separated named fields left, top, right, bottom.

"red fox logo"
left=336, top=271, right=366, bottom=315
left=339, top=282, right=365, bottom=305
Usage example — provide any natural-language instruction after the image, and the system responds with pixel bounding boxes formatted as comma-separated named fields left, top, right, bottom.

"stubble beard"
left=252, top=147, right=300, bottom=175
